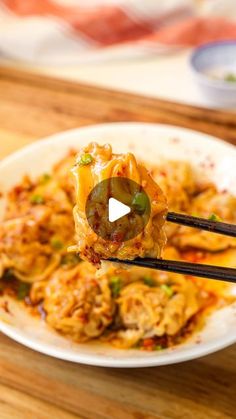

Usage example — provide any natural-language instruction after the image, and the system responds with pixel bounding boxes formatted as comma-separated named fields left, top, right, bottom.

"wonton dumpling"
left=72, top=143, right=168, bottom=264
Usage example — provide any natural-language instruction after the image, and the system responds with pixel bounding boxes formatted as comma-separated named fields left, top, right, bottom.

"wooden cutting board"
left=0, top=67, right=235, bottom=419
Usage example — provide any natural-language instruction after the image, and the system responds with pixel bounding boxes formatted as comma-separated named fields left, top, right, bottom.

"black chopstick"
left=167, top=212, right=236, bottom=237
left=107, top=258, right=236, bottom=283
left=106, top=214, right=236, bottom=281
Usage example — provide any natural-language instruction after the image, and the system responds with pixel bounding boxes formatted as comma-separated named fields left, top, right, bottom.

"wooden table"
left=0, top=67, right=236, bottom=419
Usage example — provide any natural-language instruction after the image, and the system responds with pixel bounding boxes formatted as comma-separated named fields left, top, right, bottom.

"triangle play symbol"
left=108, top=197, right=131, bottom=223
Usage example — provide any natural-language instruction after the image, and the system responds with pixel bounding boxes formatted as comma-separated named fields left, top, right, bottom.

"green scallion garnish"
left=17, top=282, right=31, bottom=300
left=30, top=194, right=44, bottom=205
left=40, top=173, right=51, bottom=184
left=154, top=345, right=163, bottom=351
left=208, top=213, right=221, bottom=222
left=61, top=254, right=81, bottom=266
left=161, top=284, right=173, bottom=298
left=77, top=153, right=93, bottom=166
left=131, top=192, right=149, bottom=214
left=50, top=238, right=64, bottom=250
left=110, top=276, right=122, bottom=298
left=143, top=277, right=156, bottom=287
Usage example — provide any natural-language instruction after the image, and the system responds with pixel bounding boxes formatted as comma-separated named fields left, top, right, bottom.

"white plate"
left=0, top=122, right=236, bottom=368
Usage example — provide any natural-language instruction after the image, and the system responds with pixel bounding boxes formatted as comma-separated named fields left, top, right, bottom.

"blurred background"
left=1, top=0, right=236, bottom=108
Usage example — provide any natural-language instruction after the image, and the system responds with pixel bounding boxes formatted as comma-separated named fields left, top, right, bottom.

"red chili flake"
left=181, top=250, right=204, bottom=263
left=171, top=138, right=180, bottom=143
left=160, top=171, right=167, bottom=177
left=112, top=231, right=124, bottom=242
left=186, top=275, right=196, bottom=282
left=13, top=185, right=24, bottom=196
left=143, top=338, right=154, bottom=349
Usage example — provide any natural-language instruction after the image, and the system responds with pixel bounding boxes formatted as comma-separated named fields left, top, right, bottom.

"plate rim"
left=1, top=122, right=236, bottom=171
left=1, top=319, right=236, bottom=368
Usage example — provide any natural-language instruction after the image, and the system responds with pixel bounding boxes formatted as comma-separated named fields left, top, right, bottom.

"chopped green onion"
left=208, top=213, right=221, bottom=222
left=224, top=73, right=236, bottom=82
left=161, top=284, right=173, bottom=298
left=131, top=192, right=149, bottom=214
left=50, top=238, right=64, bottom=250
left=17, top=282, right=31, bottom=300
left=143, top=277, right=156, bottom=287
left=192, top=213, right=201, bottom=218
left=110, top=276, right=122, bottom=298
left=77, top=153, right=93, bottom=166
left=30, top=194, right=44, bottom=205
left=154, top=345, right=163, bottom=351
left=61, top=253, right=81, bottom=266
left=40, top=173, right=51, bottom=184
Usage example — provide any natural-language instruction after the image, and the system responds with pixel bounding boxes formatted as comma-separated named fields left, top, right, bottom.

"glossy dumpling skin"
left=72, top=142, right=168, bottom=264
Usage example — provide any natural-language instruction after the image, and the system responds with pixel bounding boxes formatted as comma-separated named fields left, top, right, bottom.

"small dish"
left=190, top=40, right=236, bottom=107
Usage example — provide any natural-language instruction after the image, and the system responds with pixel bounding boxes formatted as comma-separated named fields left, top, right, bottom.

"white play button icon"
left=85, top=177, right=151, bottom=242
left=108, top=197, right=131, bottom=223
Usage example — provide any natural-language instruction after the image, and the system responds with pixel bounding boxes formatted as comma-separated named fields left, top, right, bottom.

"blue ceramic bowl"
left=190, top=41, right=236, bottom=107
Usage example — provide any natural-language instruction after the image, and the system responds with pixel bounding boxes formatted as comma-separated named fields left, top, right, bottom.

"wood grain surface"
left=0, top=66, right=235, bottom=419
